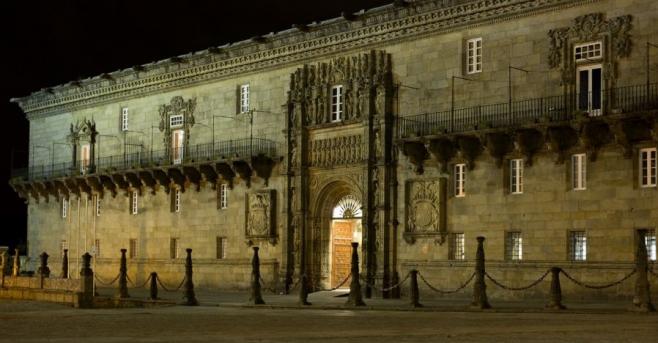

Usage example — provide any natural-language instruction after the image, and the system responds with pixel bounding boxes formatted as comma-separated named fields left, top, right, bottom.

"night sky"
left=1, top=0, right=392, bottom=251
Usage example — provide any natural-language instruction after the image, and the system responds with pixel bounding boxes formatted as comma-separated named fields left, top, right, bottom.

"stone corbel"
left=609, top=117, right=655, bottom=158
left=151, top=169, right=171, bottom=194
left=456, top=135, right=483, bottom=170
left=401, top=141, right=429, bottom=175
left=167, top=168, right=187, bottom=192
left=23, top=183, right=40, bottom=203
left=34, top=182, right=50, bottom=203
left=427, top=138, right=456, bottom=173
left=215, top=162, right=236, bottom=189
left=483, top=132, right=514, bottom=168
left=199, top=164, right=219, bottom=189
left=251, top=155, right=276, bottom=187
left=580, top=119, right=612, bottom=162
left=182, top=166, right=202, bottom=192
left=98, top=175, right=117, bottom=197
left=232, top=160, right=253, bottom=188
left=64, top=178, right=80, bottom=198
left=124, top=172, right=143, bottom=195
left=75, top=178, right=92, bottom=197
left=111, top=173, right=130, bottom=195
left=514, top=129, right=545, bottom=166
left=10, top=183, right=29, bottom=201
left=85, top=176, right=104, bottom=195
left=546, top=126, right=579, bottom=164
left=53, top=180, right=69, bottom=199
left=137, top=171, right=158, bottom=195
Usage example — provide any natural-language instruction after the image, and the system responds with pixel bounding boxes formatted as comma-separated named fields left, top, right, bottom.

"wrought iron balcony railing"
left=398, top=83, right=658, bottom=138
left=13, top=137, right=277, bottom=182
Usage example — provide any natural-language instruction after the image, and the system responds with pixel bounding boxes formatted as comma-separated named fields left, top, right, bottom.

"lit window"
left=172, top=130, right=185, bottom=165
left=219, top=183, right=228, bottom=209
left=216, top=237, right=227, bottom=259
left=574, top=42, right=602, bottom=63
left=640, top=148, right=657, bottom=188
left=80, top=144, right=90, bottom=174
left=644, top=229, right=656, bottom=262
left=170, top=238, right=179, bottom=259
left=61, top=198, right=68, bottom=218
left=170, top=114, right=184, bottom=128
left=121, top=108, right=129, bottom=132
left=331, top=85, right=344, bottom=122
left=131, top=191, right=138, bottom=215
left=174, top=189, right=181, bottom=213
left=95, top=195, right=101, bottom=217
left=454, top=163, right=466, bottom=197
left=240, top=84, right=250, bottom=114
left=129, top=239, right=138, bottom=259
left=572, top=153, right=587, bottom=190
left=449, top=233, right=465, bottom=260
left=466, top=38, right=482, bottom=74
left=510, top=159, right=524, bottom=194
left=569, top=231, right=587, bottom=261
left=505, top=232, right=523, bottom=261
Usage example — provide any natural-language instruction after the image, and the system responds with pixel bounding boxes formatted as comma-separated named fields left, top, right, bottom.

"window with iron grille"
left=505, top=232, right=523, bottom=261
left=240, top=84, right=250, bottom=114
left=216, top=237, right=227, bottom=259
left=466, top=38, right=482, bottom=74
left=129, top=239, right=138, bottom=259
left=449, top=233, right=465, bottom=260
left=170, top=238, right=179, bottom=259
left=568, top=231, right=587, bottom=261
left=169, top=114, right=184, bottom=128
left=94, top=239, right=100, bottom=258
left=219, top=183, right=228, bottom=209
left=61, top=198, right=68, bottom=218
left=643, top=229, right=657, bottom=262
left=572, top=153, right=587, bottom=190
left=510, top=159, right=524, bottom=194
left=173, top=189, right=181, bottom=213
left=640, top=148, right=657, bottom=187
left=574, top=42, right=602, bottom=63
left=121, top=107, right=129, bottom=132
left=454, top=163, right=466, bottom=197
left=331, top=85, right=343, bottom=122
left=131, top=191, right=138, bottom=215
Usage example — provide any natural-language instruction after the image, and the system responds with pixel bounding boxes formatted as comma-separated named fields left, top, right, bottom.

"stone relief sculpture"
left=245, top=190, right=276, bottom=244
left=404, top=179, right=447, bottom=244
left=309, top=135, right=363, bottom=168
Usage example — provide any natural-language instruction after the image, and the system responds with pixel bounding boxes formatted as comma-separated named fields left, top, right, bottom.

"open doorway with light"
left=329, top=195, right=362, bottom=289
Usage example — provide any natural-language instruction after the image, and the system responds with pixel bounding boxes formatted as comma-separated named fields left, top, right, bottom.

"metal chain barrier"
left=560, top=269, right=636, bottom=289
left=132, top=274, right=153, bottom=289
left=327, top=274, right=351, bottom=291
left=288, top=275, right=303, bottom=292
left=417, top=271, right=476, bottom=294
left=485, top=269, right=551, bottom=291
left=94, top=273, right=120, bottom=286
left=359, top=272, right=411, bottom=293
left=126, top=274, right=136, bottom=287
left=156, top=274, right=186, bottom=292
left=259, top=276, right=279, bottom=293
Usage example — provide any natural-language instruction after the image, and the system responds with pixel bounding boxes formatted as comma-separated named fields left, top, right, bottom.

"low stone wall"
left=0, top=275, right=87, bottom=307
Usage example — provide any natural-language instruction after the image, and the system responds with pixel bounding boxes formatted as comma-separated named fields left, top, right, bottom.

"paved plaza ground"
left=0, top=288, right=657, bottom=342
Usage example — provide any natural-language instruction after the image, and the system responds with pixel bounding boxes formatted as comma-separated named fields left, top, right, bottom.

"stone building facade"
left=9, top=0, right=658, bottom=300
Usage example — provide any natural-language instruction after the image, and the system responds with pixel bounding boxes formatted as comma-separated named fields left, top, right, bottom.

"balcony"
left=397, top=83, right=658, bottom=173
left=10, top=138, right=279, bottom=201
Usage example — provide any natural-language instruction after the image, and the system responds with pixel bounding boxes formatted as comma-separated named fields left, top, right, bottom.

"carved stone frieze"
left=245, top=189, right=277, bottom=244
left=403, top=178, right=446, bottom=245
left=310, top=135, right=363, bottom=168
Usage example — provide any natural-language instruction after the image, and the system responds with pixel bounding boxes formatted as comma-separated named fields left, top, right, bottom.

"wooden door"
left=331, top=220, right=354, bottom=288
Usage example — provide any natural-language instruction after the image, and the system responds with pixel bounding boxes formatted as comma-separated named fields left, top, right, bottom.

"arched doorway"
left=329, top=195, right=362, bottom=288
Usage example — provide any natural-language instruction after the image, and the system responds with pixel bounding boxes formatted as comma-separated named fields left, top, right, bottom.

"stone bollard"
left=183, top=248, right=199, bottom=306
left=12, top=248, right=20, bottom=277
left=471, top=236, right=491, bottom=309
left=632, top=230, right=655, bottom=312
left=409, top=270, right=422, bottom=308
left=249, top=247, right=265, bottom=305
left=149, top=272, right=159, bottom=301
left=298, top=273, right=311, bottom=305
left=346, top=242, right=366, bottom=306
left=79, top=253, right=94, bottom=308
left=62, top=249, right=69, bottom=278
left=38, top=252, right=51, bottom=278
left=546, top=267, right=565, bottom=310
left=116, top=249, right=130, bottom=299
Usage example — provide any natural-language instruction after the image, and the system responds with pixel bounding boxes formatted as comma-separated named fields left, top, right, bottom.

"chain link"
left=126, top=274, right=136, bottom=287
left=417, top=271, right=475, bottom=294
left=560, top=269, right=636, bottom=289
left=327, top=274, right=351, bottom=291
left=132, top=274, right=153, bottom=289
left=485, top=269, right=551, bottom=291
left=94, top=273, right=120, bottom=286
left=359, top=272, right=411, bottom=292
left=156, top=275, right=186, bottom=292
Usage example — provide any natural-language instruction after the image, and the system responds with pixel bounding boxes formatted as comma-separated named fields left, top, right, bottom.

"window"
left=577, top=64, right=602, bottom=116
left=331, top=85, right=344, bottom=122
left=568, top=231, right=587, bottom=261
left=466, top=37, right=482, bottom=74
left=216, top=237, right=227, bottom=259
left=505, top=232, right=523, bottom=261
left=510, top=159, right=524, bottom=194
left=172, top=129, right=185, bottom=165
left=640, top=148, right=657, bottom=187
left=169, top=114, right=184, bottom=128
left=170, top=238, right=179, bottom=259
left=239, top=84, right=250, bottom=114
left=95, top=195, right=101, bottom=217
left=449, top=233, right=465, bottom=260
left=129, top=239, right=138, bottom=259
left=80, top=144, right=90, bottom=174
left=173, top=189, right=181, bottom=213
left=642, top=229, right=657, bottom=262
left=219, top=183, right=228, bottom=209
left=61, top=198, right=68, bottom=218
left=574, top=42, right=602, bottom=63
left=60, top=240, right=68, bottom=259
left=131, top=191, right=138, bottom=215
left=572, top=153, right=587, bottom=190
left=94, top=239, right=101, bottom=258
left=121, top=107, right=129, bottom=132
left=454, top=163, right=466, bottom=197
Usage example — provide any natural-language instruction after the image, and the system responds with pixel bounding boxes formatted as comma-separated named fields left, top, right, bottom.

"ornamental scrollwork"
left=245, top=189, right=277, bottom=245
left=403, top=178, right=447, bottom=245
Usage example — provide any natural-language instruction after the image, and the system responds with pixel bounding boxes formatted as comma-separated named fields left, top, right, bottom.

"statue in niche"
left=375, top=86, right=385, bottom=115
left=374, top=129, right=382, bottom=159
left=344, top=86, right=353, bottom=121
left=290, top=140, right=298, bottom=169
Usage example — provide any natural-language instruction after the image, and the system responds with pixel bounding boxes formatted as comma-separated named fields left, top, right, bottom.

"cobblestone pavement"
left=0, top=299, right=656, bottom=343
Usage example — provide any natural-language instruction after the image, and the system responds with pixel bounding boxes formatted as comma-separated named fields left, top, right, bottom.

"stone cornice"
left=13, top=0, right=596, bottom=119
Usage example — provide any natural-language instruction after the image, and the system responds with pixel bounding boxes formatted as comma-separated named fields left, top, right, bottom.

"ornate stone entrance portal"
left=330, top=195, right=362, bottom=288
